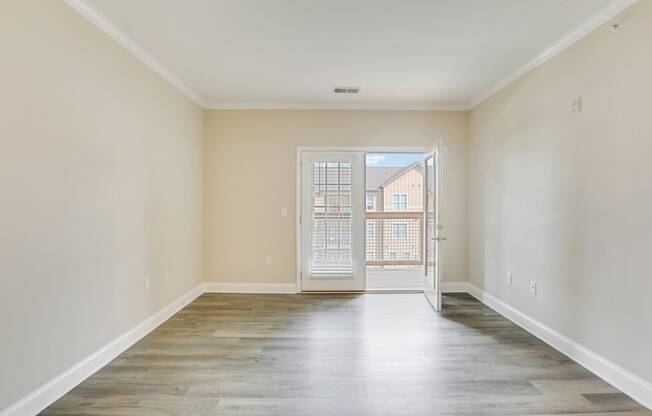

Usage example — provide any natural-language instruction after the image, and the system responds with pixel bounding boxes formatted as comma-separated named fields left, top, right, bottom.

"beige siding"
left=383, top=165, right=424, bottom=212
left=366, top=166, right=425, bottom=265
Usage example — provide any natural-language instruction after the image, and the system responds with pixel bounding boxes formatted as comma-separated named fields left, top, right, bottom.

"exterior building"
left=365, top=163, right=425, bottom=266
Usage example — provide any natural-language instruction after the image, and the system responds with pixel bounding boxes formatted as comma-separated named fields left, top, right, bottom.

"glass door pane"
left=311, top=162, right=353, bottom=276
left=300, top=151, right=365, bottom=291
left=423, top=153, right=441, bottom=311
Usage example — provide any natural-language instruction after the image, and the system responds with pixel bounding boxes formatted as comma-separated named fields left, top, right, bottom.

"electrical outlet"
left=265, top=255, right=272, bottom=265
left=506, top=272, right=513, bottom=284
left=164, top=271, right=169, bottom=283
left=530, top=280, right=537, bottom=295
left=144, top=277, right=151, bottom=292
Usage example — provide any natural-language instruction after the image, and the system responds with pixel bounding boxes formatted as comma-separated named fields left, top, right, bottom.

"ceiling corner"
left=466, top=0, right=639, bottom=110
left=64, top=0, right=208, bottom=108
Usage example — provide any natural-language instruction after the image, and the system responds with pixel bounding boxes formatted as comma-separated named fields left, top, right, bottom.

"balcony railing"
left=365, top=211, right=424, bottom=267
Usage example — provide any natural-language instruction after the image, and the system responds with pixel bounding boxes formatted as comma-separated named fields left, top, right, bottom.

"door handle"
left=433, top=237, right=447, bottom=241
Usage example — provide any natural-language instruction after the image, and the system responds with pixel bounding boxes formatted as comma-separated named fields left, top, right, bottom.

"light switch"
left=281, top=207, right=288, bottom=217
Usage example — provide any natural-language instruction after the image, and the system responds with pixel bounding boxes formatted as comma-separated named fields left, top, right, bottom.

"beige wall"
left=0, top=1, right=203, bottom=410
left=468, top=0, right=652, bottom=384
left=204, top=110, right=468, bottom=285
left=6, top=0, right=651, bottom=410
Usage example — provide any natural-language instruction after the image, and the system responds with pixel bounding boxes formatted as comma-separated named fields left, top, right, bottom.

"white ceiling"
left=73, top=0, right=630, bottom=110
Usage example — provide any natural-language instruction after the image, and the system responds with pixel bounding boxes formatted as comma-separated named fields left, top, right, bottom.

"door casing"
left=296, top=146, right=431, bottom=292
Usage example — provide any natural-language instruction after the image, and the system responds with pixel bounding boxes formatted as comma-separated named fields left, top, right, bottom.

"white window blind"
left=311, top=162, right=353, bottom=276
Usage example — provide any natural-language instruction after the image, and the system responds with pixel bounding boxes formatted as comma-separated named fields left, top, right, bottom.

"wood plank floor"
left=42, top=293, right=650, bottom=416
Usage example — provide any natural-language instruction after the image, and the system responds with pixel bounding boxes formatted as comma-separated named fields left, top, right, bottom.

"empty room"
left=2, top=0, right=651, bottom=415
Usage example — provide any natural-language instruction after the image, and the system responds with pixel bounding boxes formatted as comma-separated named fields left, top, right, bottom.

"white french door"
left=423, top=143, right=445, bottom=311
left=300, top=151, right=365, bottom=291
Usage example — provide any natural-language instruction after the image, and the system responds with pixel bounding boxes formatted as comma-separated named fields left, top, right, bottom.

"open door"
left=423, top=142, right=445, bottom=310
left=300, top=151, right=365, bottom=291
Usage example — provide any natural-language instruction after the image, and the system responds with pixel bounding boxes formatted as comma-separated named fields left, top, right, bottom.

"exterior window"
left=389, top=252, right=397, bottom=261
left=392, top=193, right=407, bottom=210
left=366, top=192, right=375, bottom=210
left=366, top=222, right=375, bottom=239
left=393, top=223, right=407, bottom=240
left=403, top=251, right=411, bottom=260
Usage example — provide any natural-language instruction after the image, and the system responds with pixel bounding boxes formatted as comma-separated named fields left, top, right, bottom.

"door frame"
left=296, top=146, right=431, bottom=292
left=422, top=152, right=438, bottom=309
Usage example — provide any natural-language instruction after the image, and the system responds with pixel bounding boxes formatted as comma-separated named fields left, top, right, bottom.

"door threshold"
left=299, top=291, right=364, bottom=295
left=300, top=289, right=424, bottom=294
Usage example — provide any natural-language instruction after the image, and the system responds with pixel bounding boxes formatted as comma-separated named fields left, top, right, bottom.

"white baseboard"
left=465, top=283, right=652, bottom=410
left=6, top=280, right=650, bottom=415
left=203, top=282, right=298, bottom=294
left=1, top=283, right=205, bottom=416
left=204, top=281, right=466, bottom=294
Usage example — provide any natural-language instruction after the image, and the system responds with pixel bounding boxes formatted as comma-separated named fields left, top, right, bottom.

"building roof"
left=366, top=167, right=403, bottom=191
left=366, top=162, right=423, bottom=191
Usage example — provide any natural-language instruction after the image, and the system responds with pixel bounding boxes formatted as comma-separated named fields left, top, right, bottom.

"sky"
left=366, top=153, right=424, bottom=167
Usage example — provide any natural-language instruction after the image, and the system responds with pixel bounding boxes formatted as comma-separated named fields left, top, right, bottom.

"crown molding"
left=66, top=0, right=638, bottom=113
left=204, top=101, right=470, bottom=111
left=64, top=0, right=208, bottom=108
left=64, top=0, right=465, bottom=112
left=467, top=0, right=640, bottom=109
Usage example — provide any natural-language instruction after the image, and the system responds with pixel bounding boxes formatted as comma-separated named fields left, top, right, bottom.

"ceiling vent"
left=333, top=87, right=360, bottom=94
